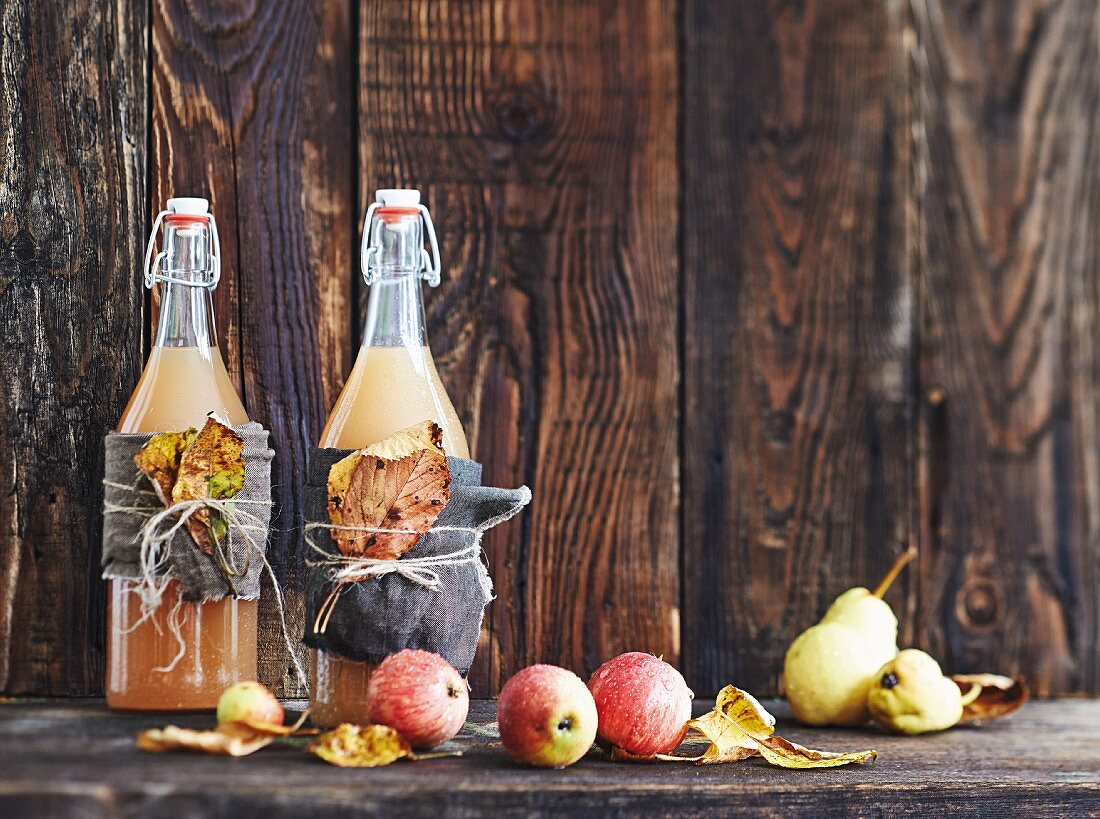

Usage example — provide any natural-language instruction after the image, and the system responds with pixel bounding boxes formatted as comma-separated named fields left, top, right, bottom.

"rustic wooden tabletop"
left=0, top=698, right=1096, bottom=816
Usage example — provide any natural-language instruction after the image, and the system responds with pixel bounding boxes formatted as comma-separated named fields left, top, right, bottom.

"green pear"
left=868, top=649, right=972, bottom=734
left=784, top=549, right=916, bottom=727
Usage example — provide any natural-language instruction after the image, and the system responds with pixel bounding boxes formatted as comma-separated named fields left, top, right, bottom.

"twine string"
left=302, top=521, right=492, bottom=634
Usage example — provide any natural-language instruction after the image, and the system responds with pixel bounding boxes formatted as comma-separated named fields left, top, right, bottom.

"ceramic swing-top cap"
left=167, top=197, right=210, bottom=216
left=375, top=189, right=421, bottom=207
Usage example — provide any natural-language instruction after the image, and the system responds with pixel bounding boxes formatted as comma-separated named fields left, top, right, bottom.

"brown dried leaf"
left=327, top=421, right=451, bottom=559
left=951, top=674, right=1029, bottom=723
left=683, top=685, right=876, bottom=769
left=134, top=428, right=198, bottom=505
left=137, top=723, right=274, bottom=757
left=172, top=417, right=245, bottom=553
left=136, top=710, right=310, bottom=757
left=307, top=723, right=413, bottom=767
left=225, top=709, right=312, bottom=736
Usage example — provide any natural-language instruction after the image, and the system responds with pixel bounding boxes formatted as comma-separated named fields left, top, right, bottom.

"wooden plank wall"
left=913, top=0, right=1100, bottom=696
left=681, top=0, right=915, bottom=695
left=359, top=0, right=681, bottom=694
left=151, top=0, right=353, bottom=695
left=0, top=0, right=147, bottom=694
left=0, top=0, right=1096, bottom=698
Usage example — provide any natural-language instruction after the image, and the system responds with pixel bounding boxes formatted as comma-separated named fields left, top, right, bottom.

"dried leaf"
left=172, top=417, right=246, bottom=553
left=951, top=674, right=1029, bottom=723
left=754, top=735, right=878, bottom=769
left=134, top=428, right=198, bottom=505
left=712, top=685, right=776, bottom=736
left=136, top=710, right=310, bottom=757
left=684, top=685, right=876, bottom=769
left=327, top=421, right=451, bottom=559
left=307, top=723, right=413, bottom=767
left=681, top=702, right=760, bottom=764
left=225, top=709, right=312, bottom=736
left=137, top=723, right=274, bottom=757
left=605, top=744, right=709, bottom=763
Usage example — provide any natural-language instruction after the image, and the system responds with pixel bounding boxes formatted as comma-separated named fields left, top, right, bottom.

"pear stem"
left=872, top=547, right=918, bottom=598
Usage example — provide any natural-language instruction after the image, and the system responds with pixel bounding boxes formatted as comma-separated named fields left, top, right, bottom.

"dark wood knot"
left=957, top=579, right=1002, bottom=631
left=491, top=86, right=552, bottom=143
left=11, top=229, right=38, bottom=265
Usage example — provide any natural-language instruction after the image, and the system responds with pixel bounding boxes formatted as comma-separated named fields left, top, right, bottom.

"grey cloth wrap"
left=302, top=448, right=529, bottom=676
left=101, top=423, right=274, bottom=601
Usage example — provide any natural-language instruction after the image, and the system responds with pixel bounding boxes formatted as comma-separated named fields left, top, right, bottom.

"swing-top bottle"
left=110, top=197, right=256, bottom=710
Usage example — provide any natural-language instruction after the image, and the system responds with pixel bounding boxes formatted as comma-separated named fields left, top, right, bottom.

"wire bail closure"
left=142, top=207, right=222, bottom=291
left=360, top=202, right=442, bottom=287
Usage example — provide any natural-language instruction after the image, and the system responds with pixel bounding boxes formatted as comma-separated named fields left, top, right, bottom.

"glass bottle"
left=311, top=189, right=469, bottom=726
left=108, top=197, right=257, bottom=710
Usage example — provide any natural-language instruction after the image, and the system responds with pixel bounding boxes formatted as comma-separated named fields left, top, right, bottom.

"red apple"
left=216, top=681, right=283, bottom=727
left=588, top=652, right=693, bottom=756
left=497, top=664, right=597, bottom=768
left=366, top=649, right=469, bottom=749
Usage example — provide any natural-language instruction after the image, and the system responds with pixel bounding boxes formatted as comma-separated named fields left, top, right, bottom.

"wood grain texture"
left=913, top=0, right=1100, bottom=695
left=0, top=699, right=1098, bottom=816
left=681, top=0, right=915, bottom=695
left=359, top=0, right=680, bottom=695
left=0, top=0, right=147, bottom=694
left=152, top=0, right=353, bottom=695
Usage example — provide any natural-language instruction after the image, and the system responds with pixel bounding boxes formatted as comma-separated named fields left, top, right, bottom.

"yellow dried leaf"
left=681, top=703, right=760, bottom=764
left=137, top=723, right=274, bottom=757
left=951, top=674, right=1028, bottom=723
left=713, top=685, right=775, bottom=736
left=754, top=735, right=877, bottom=769
left=327, top=421, right=451, bottom=559
left=134, top=428, right=198, bottom=505
left=172, top=417, right=246, bottom=554
left=307, top=723, right=413, bottom=767
left=684, top=685, right=876, bottom=769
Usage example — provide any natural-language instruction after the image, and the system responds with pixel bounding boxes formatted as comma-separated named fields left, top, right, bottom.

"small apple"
left=588, top=652, right=693, bottom=756
left=497, top=664, right=597, bottom=768
left=366, top=649, right=469, bottom=749
left=216, top=681, right=283, bottom=727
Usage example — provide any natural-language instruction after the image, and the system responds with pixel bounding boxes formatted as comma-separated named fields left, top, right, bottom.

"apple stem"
left=872, top=547, right=918, bottom=598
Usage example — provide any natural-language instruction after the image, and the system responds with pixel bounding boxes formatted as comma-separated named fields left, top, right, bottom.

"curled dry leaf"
left=134, top=428, right=198, bottom=505
left=951, top=674, right=1029, bottom=723
left=308, top=724, right=414, bottom=767
left=327, top=421, right=451, bottom=559
left=225, top=709, right=312, bottom=737
left=136, top=710, right=311, bottom=757
left=173, top=418, right=246, bottom=554
left=677, top=686, right=876, bottom=768
left=674, top=702, right=760, bottom=765
left=753, top=734, right=878, bottom=769
left=138, top=723, right=274, bottom=757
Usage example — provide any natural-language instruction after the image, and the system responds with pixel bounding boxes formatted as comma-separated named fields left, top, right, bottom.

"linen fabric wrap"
left=101, top=423, right=274, bottom=601
left=302, top=448, right=530, bottom=675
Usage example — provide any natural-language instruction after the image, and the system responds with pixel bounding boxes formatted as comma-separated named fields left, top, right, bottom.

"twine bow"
left=303, top=522, right=491, bottom=635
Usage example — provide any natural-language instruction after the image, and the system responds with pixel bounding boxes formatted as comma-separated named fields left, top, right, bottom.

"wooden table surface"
left=0, top=698, right=1096, bottom=817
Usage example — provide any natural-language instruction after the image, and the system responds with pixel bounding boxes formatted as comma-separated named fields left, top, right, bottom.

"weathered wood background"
left=0, top=0, right=1096, bottom=699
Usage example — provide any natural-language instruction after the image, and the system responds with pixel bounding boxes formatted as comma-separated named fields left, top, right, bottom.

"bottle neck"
left=154, top=279, right=218, bottom=348
left=361, top=272, right=426, bottom=348
left=361, top=212, right=429, bottom=349
left=153, top=222, right=219, bottom=348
